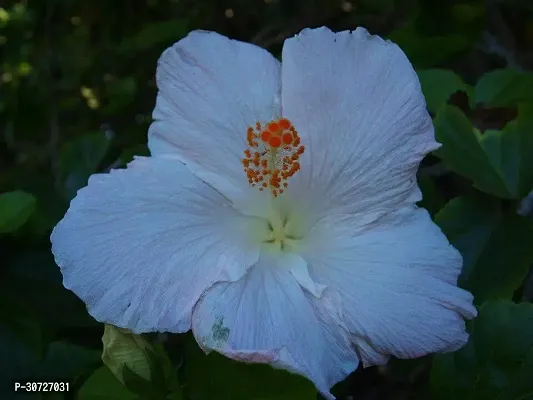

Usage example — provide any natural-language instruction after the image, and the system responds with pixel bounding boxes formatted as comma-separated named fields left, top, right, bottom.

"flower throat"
left=241, top=118, right=305, bottom=197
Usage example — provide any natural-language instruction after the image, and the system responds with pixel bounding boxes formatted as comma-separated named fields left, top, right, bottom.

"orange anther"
left=261, top=130, right=271, bottom=143
left=282, top=133, right=293, bottom=145
left=242, top=117, right=304, bottom=197
left=267, top=122, right=280, bottom=133
left=279, top=118, right=291, bottom=130
left=269, top=136, right=282, bottom=148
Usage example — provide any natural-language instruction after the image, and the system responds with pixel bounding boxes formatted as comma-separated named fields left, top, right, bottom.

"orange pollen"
left=282, top=133, right=293, bottom=145
left=269, top=136, right=282, bottom=148
left=241, top=117, right=304, bottom=197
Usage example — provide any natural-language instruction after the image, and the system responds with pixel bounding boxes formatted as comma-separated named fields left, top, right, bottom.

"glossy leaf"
left=436, top=196, right=533, bottom=303
left=434, top=105, right=533, bottom=198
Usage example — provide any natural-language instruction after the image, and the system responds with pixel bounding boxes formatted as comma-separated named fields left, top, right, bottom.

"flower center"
left=241, top=118, right=305, bottom=197
left=261, top=213, right=303, bottom=253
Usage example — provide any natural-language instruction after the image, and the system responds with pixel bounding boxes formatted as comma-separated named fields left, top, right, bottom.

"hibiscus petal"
left=305, top=206, right=477, bottom=366
left=281, top=27, right=438, bottom=225
left=51, top=156, right=259, bottom=333
left=191, top=252, right=359, bottom=398
left=149, top=30, right=281, bottom=204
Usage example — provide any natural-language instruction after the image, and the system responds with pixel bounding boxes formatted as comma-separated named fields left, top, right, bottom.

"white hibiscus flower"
left=51, top=27, right=477, bottom=398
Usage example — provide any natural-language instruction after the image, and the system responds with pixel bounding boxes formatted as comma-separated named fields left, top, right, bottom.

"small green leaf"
left=431, top=300, right=533, bottom=400
left=101, top=325, right=183, bottom=399
left=0, top=190, right=36, bottom=233
left=78, top=366, right=137, bottom=400
left=475, top=68, right=533, bottom=107
left=182, top=334, right=316, bottom=400
left=102, top=325, right=152, bottom=384
left=417, top=69, right=472, bottom=113
left=436, top=196, right=533, bottom=303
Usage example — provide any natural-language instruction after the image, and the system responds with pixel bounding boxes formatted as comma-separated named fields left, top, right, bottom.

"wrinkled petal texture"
left=192, top=252, right=358, bottom=399
left=305, top=206, right=477, bottom=366
left=281, top=27, right=439, bottom=225
left=52, top=26, right=478, bottom=398
left=149, top=30, right=281, bottom=204
left=51, top=157, right=259, bottom=333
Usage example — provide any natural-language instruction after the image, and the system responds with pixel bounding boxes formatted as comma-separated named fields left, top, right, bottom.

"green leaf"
left=434, top=105, right=533, bottom=198
left=78, top=366, right=137, bottom=400
left=434, top=105, right=510, bottom=197
left=102, top=325, right=153, bottom=384
left=60, top=132, right=111, bottom=200
left=481, top=112, right=533, bottom=199
left=102, top=325, right=182, bottom=399
left=182, top=334, right=316, bottom=400
left=0, top=190, right=36, bottom=233
left=475, top=69, right=533, bottom=107
left=431, top=300, right=533, bottom=400
left=417, top=69, right=472, bottom=113
left=435, top=196, right=533, bottom=303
